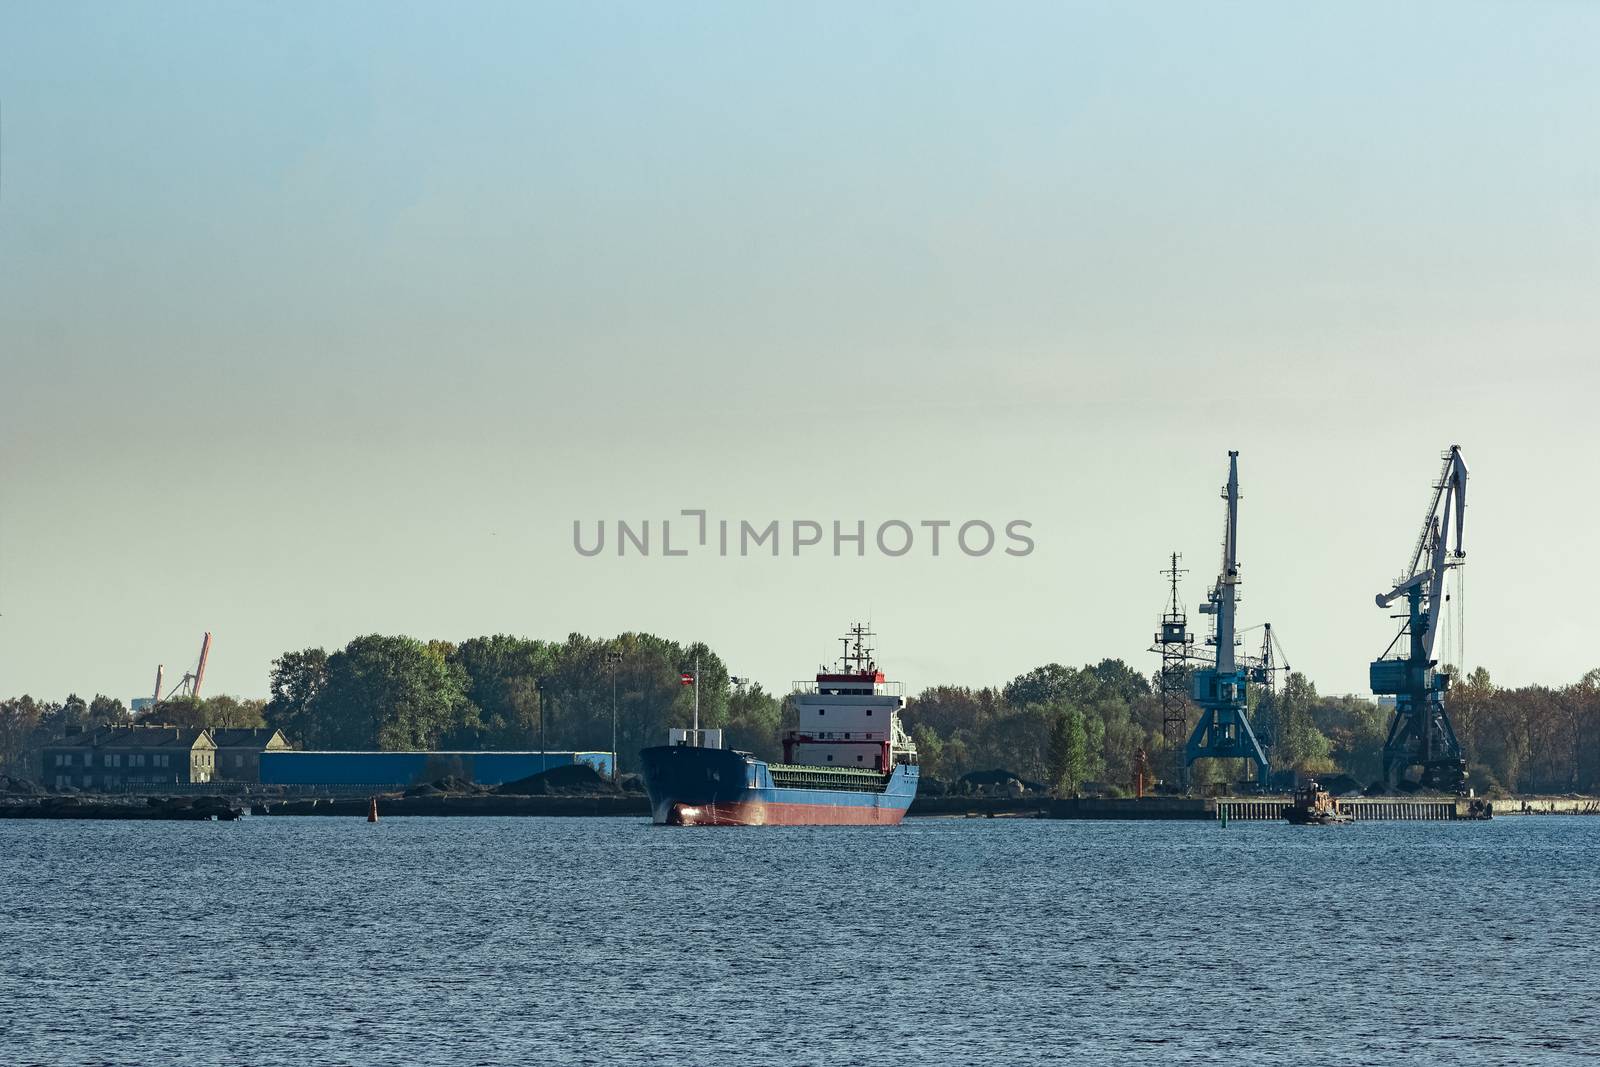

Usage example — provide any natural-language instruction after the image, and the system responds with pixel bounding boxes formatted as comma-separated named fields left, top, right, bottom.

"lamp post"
left=607, top=649, right=623, bottom=781
left=535, top=678, right=550, bottom=773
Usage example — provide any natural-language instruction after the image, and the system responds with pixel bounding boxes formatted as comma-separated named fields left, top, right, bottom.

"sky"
left=1, top=1, right=1596, bottom=706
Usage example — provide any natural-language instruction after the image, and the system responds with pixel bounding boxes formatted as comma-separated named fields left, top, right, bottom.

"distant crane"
left=1246, top=623, right=1291, bottom=693
left=1241, top=622, right=1291, bottom=754
left=153, top=632, right=213, bottom=702
left=1185, top=452, right=1271, bottom=791
left=1370, top=446, right=1469, bottom=793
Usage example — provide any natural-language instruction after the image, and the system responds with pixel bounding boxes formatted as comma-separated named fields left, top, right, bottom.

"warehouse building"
left=259, top=750, right=613, bottom=788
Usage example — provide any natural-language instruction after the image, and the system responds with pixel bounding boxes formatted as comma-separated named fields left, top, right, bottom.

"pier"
left=1044, top=795, right=1487, bottom=821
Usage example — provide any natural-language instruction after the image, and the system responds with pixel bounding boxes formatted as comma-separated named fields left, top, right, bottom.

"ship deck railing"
left=767, top=762, right=895, bottom=794
left=790, top=680, right=905, bottom=696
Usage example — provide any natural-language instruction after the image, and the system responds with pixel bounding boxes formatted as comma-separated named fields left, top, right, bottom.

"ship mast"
left=839, top=623, right=876, bottom=675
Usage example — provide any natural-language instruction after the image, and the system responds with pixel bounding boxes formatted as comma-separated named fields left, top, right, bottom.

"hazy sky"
left=1, top=1, right=1596, bottom=706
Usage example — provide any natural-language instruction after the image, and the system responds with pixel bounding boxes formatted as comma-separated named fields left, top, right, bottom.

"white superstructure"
left=783, top=625, right=916, bottom=772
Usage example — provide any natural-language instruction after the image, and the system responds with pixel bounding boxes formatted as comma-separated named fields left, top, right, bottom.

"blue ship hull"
left=639, top=745, right=918, bottom=826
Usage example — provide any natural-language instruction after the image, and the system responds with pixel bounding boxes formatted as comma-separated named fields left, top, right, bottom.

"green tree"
left=724, top=683, right=782, bottom=762
left=1274, top=672, right=1334, bottom=776
left=201, top=695, right=268, bottom=728
left=970, top=704, right=1055, bottom=783
left=0, top=696, right=45, bottom=777
left=1004, top=664, right=1079, bottom=708
left=1083, top=659, right=1152, bottom=704
left=88, top=695, right=127, bottom=723
left=266, top=648, right=329, bottom=747
left=141, top=696, right=206, bottom=729
left=1048, top=706, right=1089, bottom=796
left=1314, top=693, right=1388, bottom=786
left=909, top=723, right=946, bottom=779
left=135, top=695, right=262, bottom=730
left=315, top=635, right=467, bottom=750
left=448, top=635, right=550, bottom=748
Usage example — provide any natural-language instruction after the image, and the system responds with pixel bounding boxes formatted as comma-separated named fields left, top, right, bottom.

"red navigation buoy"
left=367, top=796, right=379, bottom=823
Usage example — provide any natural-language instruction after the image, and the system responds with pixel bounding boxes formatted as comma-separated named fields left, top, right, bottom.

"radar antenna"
left=838, top=623, right=877, bottom=674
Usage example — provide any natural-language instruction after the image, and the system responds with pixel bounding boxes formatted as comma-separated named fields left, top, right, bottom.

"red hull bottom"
left=667, top=800, right=909, bottom=827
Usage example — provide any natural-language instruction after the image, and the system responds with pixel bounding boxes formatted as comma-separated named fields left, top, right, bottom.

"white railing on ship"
left=791, top=680, right=905, bottom=696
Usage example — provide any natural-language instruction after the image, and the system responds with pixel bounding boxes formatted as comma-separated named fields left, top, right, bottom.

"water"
left=2, top=815, right=1596, bottom=1066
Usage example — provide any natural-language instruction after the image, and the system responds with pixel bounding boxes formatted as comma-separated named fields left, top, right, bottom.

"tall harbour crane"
left=1370, top=446, right=1469, bottom=793
left=152, top=632, right=213, bottom=703
left=1185, top=451, right=1271, bottom=790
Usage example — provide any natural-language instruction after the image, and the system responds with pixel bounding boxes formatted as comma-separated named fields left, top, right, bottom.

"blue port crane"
left=1184, top=451, right=1271, bottom=791
left=1370, top=446, right=1469, bottom=793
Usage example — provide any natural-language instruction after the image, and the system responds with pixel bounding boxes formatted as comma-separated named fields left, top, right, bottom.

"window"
left=818, top=709, right=825, bottom=715
left=857, top=755, right=864, bottom=762
left=866, top=709, right=873, bottom=716
left=235, top=755, right=245, bottom=767
left=827, top=755, right=834, bottom=762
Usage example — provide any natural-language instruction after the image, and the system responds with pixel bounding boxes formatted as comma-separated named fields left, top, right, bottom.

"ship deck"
left=766, top=762, right=895, bottom=794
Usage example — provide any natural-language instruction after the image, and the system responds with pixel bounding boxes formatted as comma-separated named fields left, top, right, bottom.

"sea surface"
left=2, top=814, right=1596, bottom=1066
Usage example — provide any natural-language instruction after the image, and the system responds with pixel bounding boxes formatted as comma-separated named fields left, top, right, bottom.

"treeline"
left=0, top=632, right=785, bottom=778
left=2, top=631, right=1598, bottom=796
left=257, top=632, right=783, bottom=769
left=906, top=661, right=1600, bottom=796
left=1447, top=667, right=1600, bottom=795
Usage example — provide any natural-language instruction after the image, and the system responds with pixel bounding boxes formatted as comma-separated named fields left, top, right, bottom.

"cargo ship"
left=639, top=625, right=919, bottom=826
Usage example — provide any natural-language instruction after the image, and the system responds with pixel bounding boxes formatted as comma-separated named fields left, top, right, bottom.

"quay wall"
left=1048, top=796, right=1484, bottom=821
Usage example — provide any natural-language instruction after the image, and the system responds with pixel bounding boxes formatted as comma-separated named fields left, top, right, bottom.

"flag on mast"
left=679, top=672, right=694, bottom=686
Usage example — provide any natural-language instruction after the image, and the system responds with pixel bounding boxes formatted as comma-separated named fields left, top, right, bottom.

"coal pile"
left=1317, top=773, right=1363, bottom=797
left=956, top=769, right=1048, bottom=796
left=496, top=763, right=618, bottom=796
left=403, top=775, right=489, bottom=797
